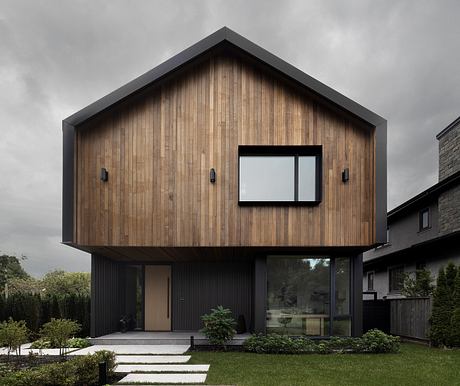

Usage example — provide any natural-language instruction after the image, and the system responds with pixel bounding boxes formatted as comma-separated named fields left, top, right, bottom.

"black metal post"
left=98, top=361, right=107, bottom=386
left=190, top=335, right=195, bottom=350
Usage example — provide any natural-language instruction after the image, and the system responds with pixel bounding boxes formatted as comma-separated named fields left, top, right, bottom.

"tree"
left=429, top=268, right=451, bottom=346
left=0, top=254, right=30, bottom=297
left=402, top=269, right=434, bottom=297
left=41, top=270, right=90, bottom=297
left=445, top=262, right=458, bottom=298
left=40, top=318, right=81, bottom=355
left=7, top=276, right=41, bottom=295
left=450, top=270, right=460, bottom=347
left=0, top=318, right=29, bottom=359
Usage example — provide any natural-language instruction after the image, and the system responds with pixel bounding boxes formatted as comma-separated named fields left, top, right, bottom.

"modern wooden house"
left=62, top=28, right=387, bottom=338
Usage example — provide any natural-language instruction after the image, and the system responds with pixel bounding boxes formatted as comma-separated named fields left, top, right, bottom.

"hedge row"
left=243, top=329, right=401, bottom=354
left=0, top=294, right=90, bottom=338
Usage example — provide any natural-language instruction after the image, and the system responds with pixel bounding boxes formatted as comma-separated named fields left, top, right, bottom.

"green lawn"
left=189, top=343, right=460, bottom=386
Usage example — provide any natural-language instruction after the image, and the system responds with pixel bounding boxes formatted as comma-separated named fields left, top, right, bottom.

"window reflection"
left=267, top=257, right=330, bottom=336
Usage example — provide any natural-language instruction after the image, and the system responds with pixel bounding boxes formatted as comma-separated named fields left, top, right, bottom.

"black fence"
left=363, top=299, right=390, bottom=334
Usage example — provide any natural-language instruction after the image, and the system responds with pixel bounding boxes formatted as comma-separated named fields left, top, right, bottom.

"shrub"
left=67, top=337, right=91, bottom=348
left=29, top=338, right=52, bottom=349
left=430, top=268, right=452, bottom=346
left=243, top=330, right=399, bottom=354
left=0, top=350, right=116, bottom=386
left=200, top=306, right=236, bottom=348
left=359, top=329, right=400, bottom=353
left=0, top=318, right=29, bottom=358
left=243, top=333, right=315, bottom=354
left=40, top=318, right=81, bottom=355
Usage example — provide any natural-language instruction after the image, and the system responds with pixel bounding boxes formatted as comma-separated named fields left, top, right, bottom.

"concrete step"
left=117, top=373, right=207, bottom=384
left=116, top=355, right=191, bottom=364
left=69, top=344, right=190, bottom=355
left=115, top=364, right=209, bottom=373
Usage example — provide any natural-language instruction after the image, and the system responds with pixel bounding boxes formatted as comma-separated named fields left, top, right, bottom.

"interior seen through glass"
left=267, top=256, right=351, bottom=336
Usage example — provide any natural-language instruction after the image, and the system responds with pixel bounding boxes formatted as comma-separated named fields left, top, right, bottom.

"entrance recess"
left=144, top=265, right=171, bottom=331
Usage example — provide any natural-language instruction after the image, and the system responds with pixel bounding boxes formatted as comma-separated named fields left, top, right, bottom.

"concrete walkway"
left=79, top=345, right=211, bottom=385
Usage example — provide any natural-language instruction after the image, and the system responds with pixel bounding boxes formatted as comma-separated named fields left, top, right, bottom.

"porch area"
left=90, top=330, right=251, bottom=346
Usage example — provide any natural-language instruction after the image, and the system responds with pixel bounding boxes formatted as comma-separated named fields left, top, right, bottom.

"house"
left=62, top=27, right=387, bottom=338
left=363, top=117, right=460, bottom=299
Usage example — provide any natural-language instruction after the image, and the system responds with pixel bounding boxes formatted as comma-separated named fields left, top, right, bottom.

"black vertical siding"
left=172, top=261, right=252, bottom=331
left=253, top=256, right=267, bottom=333
left=91, top=254, right=123, bottom=337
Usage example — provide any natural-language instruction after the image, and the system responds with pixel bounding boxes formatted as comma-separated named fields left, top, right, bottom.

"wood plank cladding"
left=75, top=53, right=375, bottom=248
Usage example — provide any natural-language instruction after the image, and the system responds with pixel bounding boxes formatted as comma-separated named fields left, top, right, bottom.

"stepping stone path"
left=70, top=345, right=209, bottom=385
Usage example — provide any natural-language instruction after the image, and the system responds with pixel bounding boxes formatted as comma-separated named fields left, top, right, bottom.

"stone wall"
left=439, top=184, right=460, bottom=234
left=439, top=121, right=460, bottom=181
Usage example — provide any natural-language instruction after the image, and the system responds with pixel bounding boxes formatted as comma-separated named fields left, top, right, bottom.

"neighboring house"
left=62, top=28, right=387, bottom=338
left=363, top=117, right=460, bottom=299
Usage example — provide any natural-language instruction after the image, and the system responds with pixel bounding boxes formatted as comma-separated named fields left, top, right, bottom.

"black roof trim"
left=388, top=169, right=460, bottom=221
left=64, top=27, right=385, bottom=128
left=436, top=115, right=460, bottom=140
left=364, top=229, right=460, bottom=267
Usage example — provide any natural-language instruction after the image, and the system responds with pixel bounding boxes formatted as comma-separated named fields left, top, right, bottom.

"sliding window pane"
left=333, top=257, right=351, bottom=336
left=267, top=256, right=330, bottom=336
left=298, top=156, right=317, bottom=201
left=239, top=156, right=294, bottom=201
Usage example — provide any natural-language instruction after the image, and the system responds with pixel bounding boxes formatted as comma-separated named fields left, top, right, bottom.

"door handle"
left=167, top=277, right=170, bottom=319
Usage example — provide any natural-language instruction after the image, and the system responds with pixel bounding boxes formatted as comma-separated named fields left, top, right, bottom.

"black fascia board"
left=436, top=115, right=460, bottom=140
left=62, top=27, right=387, bottom=244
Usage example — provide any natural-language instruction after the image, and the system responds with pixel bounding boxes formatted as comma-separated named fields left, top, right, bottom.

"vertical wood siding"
left=76, top=54, right=375, bottom=248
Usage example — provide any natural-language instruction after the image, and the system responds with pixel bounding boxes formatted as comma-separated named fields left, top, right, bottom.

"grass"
left=189, top=343, right=460, bottom=386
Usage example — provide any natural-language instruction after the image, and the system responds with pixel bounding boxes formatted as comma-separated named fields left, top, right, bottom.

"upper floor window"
left=238, top=146, right=321, bottom=205
left=419, top=208, right=430, bottom=231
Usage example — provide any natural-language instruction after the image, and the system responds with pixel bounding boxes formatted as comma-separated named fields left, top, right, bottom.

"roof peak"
left=64, top=27, right=385, bottom=128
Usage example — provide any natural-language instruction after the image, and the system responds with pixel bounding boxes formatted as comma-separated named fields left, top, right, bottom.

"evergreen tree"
left=450, top=270, right=460, bottom=347
left=430, top=268, right=451, bottom=346
left=445, top=262, right=458, bottom=296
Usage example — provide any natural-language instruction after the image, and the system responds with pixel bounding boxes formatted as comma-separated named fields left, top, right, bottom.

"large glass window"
left=238, top=146, right=321, bottom=204
left=267, top=257, right=330, bottom=336
left=267, top=256, right=352, bottom=336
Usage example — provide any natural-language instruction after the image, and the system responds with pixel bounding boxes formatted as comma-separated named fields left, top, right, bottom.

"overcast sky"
left=1, top=1, right=459, bottom=276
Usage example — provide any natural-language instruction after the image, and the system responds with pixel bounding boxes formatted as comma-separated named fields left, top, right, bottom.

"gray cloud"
left=1, top=0, right=459, bottom=276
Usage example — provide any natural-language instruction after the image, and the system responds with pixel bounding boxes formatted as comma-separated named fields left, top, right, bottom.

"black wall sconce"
left=342, top=168, right=349, bottom=183
left=210, top=168, right=216, bottom=183
left=100, top=168, right=109, bottom=182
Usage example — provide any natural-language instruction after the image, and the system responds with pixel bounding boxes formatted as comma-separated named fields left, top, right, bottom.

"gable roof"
left=64, top=27, right=385, bottom=128
left=62, top=27, right=387, bottom=246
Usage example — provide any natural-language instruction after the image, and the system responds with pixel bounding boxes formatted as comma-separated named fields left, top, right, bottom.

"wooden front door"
left=144, top=265, right=171, bottom=331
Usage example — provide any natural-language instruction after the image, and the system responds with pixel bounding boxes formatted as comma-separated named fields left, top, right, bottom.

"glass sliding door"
left=266, top=256, right=352, bottom=337
left=267, top=257, right=330, bottom=336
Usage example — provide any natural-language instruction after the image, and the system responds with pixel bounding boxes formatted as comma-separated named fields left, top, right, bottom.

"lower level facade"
left=90, top=250, right=363, bottom=338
